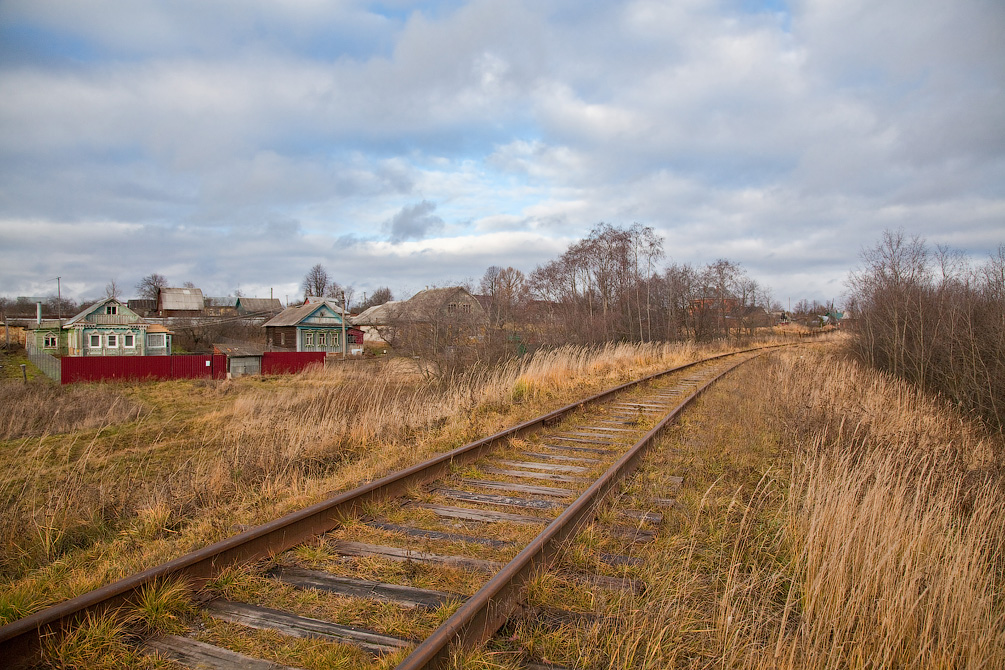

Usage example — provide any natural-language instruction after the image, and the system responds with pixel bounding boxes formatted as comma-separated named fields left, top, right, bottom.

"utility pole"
left=52, top=276, right=62, bottom=321
left=341, top=291, right=347, bottom=361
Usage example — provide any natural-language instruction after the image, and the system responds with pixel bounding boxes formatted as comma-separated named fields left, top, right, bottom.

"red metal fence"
left=261, top=351, right=326, bottom=375
left=60, top=352, right=323, bottom=384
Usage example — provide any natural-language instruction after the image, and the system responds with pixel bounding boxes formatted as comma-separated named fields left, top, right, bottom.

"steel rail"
left=0, top=345, right=778, bottom=665
left=395, top=350, right=767, bottom=670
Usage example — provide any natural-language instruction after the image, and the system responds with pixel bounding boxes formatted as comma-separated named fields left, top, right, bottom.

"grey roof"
left=400, top=287, right=484, bottom=321
left=352, top=301, right=401, bottom=326
left=213, top=342, right=264, bottom=357
left=158, top=287, right=205, bottom=311
left=263, top=300, right=344, bottom=327
left=236, top=297, right=284, bottom=314
left=64, top=297, right=128, bottom=326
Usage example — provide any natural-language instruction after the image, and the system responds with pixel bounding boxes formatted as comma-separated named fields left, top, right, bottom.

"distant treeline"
left=488, top=222, right=775, bottom=347
left=847, top=230, right=1005, bottom=432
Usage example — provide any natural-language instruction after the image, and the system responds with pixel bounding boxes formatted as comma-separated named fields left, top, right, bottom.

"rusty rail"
left=0, top=345, right=778, bottom=665
left=395, top=350, right=764, bottom=669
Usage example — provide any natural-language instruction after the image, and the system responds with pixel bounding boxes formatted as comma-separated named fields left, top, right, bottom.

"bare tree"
left=105, top=279, right=120, bottom=299
left=135, top=273, right=167, bottom=300
left=302, top=263, right=329, bottom=298
left=356, top=287, right=393, bottom=312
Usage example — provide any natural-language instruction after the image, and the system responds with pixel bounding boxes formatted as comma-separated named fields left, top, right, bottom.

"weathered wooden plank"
left=331, top=541, right=505, bottom=573
left=415, top=503, right=550, bottom=525
left=461, top=478, right=573, bottom=498
left=601, top=525, right=657, bottom=543
left=578, top=425, right=637, bottom=433
left=538, top=443, right=614, bottom=455
left=205, top=600, right=412, bottom=655
left=548, top=435, right=624, bottom=446
left=267, top=566, right=464, bottom=609
left=142, top=635, right=300, bottom=670
left=519, top=451, right=601, bottom=464
left=435, top=488, right=564, bottom=511
left=364, top=521, right=512, bottom=548
left=650, top=497, right=679, bottom=508
left=482, top=467, right=588, bottom=484
left=496, top=460, right=589, bottom=474
left=598, top=552, right=645, bottom=568
left=570, top=572, right=644, bottom=595
left=611, top=401, right=669, bottom=409
left=551, top=432, right=619, bottom=443
left=620, top=510, right=663, bottom=525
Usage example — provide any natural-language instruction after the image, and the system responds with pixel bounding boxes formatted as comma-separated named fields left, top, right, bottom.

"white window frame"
left=124, top=333, right=135, bottom=348
left=107, top=333, right=118, bottom=348
left=43, top=333, right=58, bottom=348
left=305, top=332, right=314, bottom=346
left=318, top=332, right=327, bottom=347
left=89, top=333, right=101, bottom=348
left=148, top=333, right=165, bottom=348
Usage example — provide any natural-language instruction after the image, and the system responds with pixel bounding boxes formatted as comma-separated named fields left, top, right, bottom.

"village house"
left=60, top=297, right=172, bottom=356
left=264, top=298, right=363, bottom=354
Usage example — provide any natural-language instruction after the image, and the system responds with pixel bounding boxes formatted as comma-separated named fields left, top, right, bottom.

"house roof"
left=146, top=323, right=174, bottom=334
left=64, top=297, right=125, bottom=326
left=236, top=297, right=284, bottom=314
left=264, top=300, right=345, bottom=327
left=213, top=343, right=264, bottom=357
left=400, top=287, right=485, bottom=321
left=158, top=287, right=204, bottom=311
left=352, top=301, right=401, bottom=326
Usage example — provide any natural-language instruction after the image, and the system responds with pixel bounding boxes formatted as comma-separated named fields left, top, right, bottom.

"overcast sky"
left=1, top=0, right=1002, bottom=307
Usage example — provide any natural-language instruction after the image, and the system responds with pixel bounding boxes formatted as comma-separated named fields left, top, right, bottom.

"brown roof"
left=263, top=300, right=345, bottom=327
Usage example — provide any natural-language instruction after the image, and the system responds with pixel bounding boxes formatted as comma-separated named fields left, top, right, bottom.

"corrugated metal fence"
left=59, top=352, right=324, bottom=384
left=25, top=343, right=61, bottom=383
left=261, top=351, right=326, bottom=375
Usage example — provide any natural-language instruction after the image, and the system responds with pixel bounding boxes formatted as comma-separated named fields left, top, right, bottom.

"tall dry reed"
left=1, top=340, right=737, bottom=619
left=577, top=346, right=1004, bottom=669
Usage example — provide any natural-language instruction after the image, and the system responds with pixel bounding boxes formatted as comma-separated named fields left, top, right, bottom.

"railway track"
left=1, top=346, right=780, bottom=668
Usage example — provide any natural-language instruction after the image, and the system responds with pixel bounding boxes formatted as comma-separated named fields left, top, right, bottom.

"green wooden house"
left=63, top=297, right=156, bottom=356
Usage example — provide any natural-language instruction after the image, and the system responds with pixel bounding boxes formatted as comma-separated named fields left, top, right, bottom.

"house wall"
left=297, top=326, right=345, bottom=353
left=266, top=326, right=298, bottom=350
left=74, top=327, right=147, bottom=356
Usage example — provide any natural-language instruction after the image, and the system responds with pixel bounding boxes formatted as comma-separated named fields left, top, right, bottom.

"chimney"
left=36, top=302, right=42, bottom=325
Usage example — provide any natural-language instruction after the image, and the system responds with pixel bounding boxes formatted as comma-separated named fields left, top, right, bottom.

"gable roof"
left=158, top=287, right=204, bottom=311
left=352, top=301, right=401, bottom=326
left=263, top=300, right=345, bottom=328
left=236, top=297, right=284, bottom=314
left=64, top=297, right=141, bottom=327
left=398, top=287, right=485, bottom=321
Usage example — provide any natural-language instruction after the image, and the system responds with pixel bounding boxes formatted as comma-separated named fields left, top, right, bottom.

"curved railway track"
left=1, top=345, right=783, bottom=668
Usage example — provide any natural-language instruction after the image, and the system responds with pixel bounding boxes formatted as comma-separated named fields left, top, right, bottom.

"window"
left=319, top=333, right=327, bottom=346
left=89, top=334, right=101, bottom=348
left=105, top=304, right=118, bottom=315
left=447, top=303, right=457, bottom=313
left=107, top=334, right=118, bottom=348
left=43, top=333, right=58, bottom=348
left=305, top=332, right=314, bottom=346
left=461, top=303, right=471, bottom=313
left=124, top=333, right=135, bottom=348
left=147, top=333, right=165, bottom=348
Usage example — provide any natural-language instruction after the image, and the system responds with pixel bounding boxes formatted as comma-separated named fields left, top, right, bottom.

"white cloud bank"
left=0, top=0, right=1002, bottom=304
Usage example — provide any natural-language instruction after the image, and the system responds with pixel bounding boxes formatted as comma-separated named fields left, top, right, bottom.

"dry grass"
left=0, top=379, right=143, bottom=440
left=525, top=340, right=1005, bottom=669
left=0, top=339, right=764, bottom=627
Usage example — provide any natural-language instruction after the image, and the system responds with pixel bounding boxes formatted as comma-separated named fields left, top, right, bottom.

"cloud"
left=385, top=200, right=445, bottom=243
left=0, top=0, right=1002, bottom=307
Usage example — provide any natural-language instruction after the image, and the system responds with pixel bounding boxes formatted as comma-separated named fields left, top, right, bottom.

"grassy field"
left=3, top=334, right=1002, bottom=669
left=0, top=339, right=743, bottom=623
